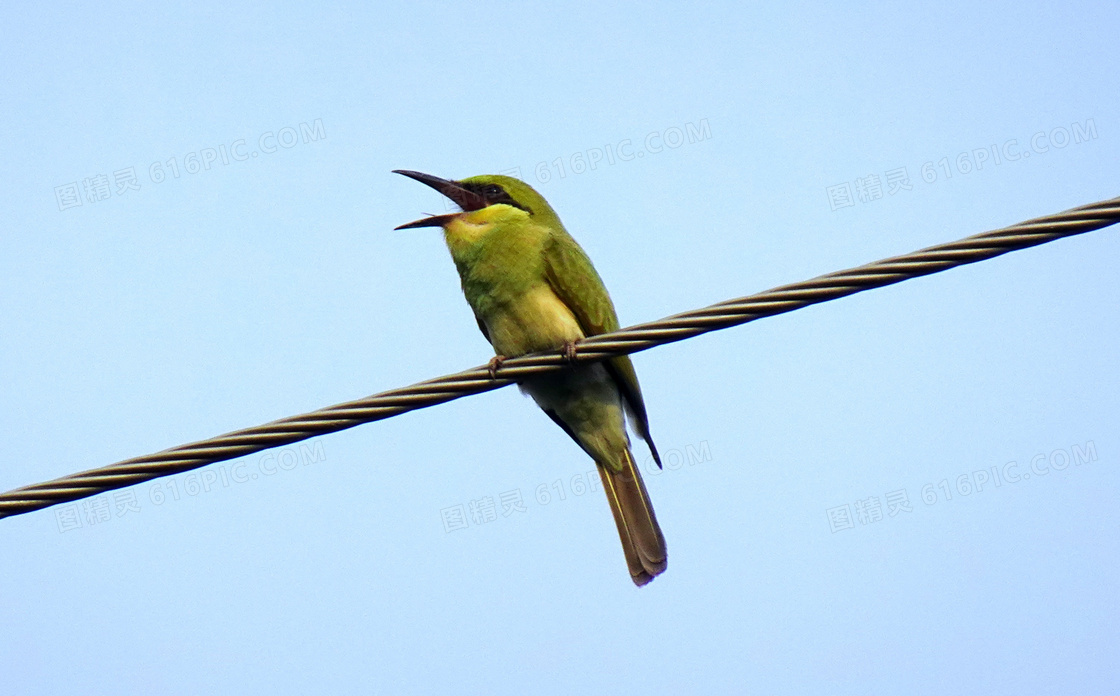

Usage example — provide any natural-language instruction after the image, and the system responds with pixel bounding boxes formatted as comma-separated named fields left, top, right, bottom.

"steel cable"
left=2, top=195, right=1117, bottom=519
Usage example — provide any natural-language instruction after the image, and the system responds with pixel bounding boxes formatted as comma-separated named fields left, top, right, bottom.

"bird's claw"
left=487, top=355, right=507, bottom=379
left=561, top=340, right=579, bottom=364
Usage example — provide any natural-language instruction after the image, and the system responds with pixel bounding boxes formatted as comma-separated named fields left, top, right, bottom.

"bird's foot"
left=487, top=355, right=507, bottom=379
left=561, top=340, right=580, bottom=364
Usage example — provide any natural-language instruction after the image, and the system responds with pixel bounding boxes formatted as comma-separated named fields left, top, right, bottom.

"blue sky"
left=2, top=2, right=1118, bottom=694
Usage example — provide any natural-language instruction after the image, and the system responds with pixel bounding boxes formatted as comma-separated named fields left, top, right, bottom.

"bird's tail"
left=596, top=448, right=667, bottom=586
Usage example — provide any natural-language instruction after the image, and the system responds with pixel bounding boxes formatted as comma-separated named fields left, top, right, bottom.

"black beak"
left=392, top=170, right=488, bottom=229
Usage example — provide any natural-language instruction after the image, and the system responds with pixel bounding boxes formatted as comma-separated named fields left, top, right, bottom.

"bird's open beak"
left=393, top=170, right=488, bottom=229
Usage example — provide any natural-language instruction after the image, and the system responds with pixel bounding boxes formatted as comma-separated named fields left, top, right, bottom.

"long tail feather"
left=597, top=449, right=667, bottom=586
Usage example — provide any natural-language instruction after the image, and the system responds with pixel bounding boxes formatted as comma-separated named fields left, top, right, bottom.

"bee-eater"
left=393, top=170, right=667, bottom=586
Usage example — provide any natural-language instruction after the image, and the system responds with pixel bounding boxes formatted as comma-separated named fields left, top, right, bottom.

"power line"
left=2, top=195, right=1118, bottom=520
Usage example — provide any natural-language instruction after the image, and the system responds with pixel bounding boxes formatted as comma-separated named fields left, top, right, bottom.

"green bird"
left=393, top=170, right=667, bottom=586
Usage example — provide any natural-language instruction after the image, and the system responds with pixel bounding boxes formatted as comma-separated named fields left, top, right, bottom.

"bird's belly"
left=522, top=363, right=630, bottom=468
left=485, top=284, right=585, bottom=357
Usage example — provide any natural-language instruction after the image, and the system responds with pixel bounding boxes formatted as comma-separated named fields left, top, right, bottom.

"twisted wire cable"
left=3, top=195, right=1118, bottom=520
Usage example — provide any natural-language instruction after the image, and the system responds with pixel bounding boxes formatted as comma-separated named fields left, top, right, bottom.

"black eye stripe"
left=462, top=182, right=532, bottom=213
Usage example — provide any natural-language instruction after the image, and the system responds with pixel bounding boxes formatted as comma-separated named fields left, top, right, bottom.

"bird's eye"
left=484, top=185, right=503, bottom=198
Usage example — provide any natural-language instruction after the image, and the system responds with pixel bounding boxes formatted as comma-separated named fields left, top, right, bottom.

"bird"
left=393, top=170, right=667, bottom=586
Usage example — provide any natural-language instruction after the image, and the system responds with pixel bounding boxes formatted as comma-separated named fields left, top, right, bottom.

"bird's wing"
left=472, top=307, right=492, bottom=345
left=543, top=231, right=662, bottom=466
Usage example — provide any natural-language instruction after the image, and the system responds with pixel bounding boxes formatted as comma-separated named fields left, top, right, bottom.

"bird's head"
left=393, top=170, right=560, bottom=232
